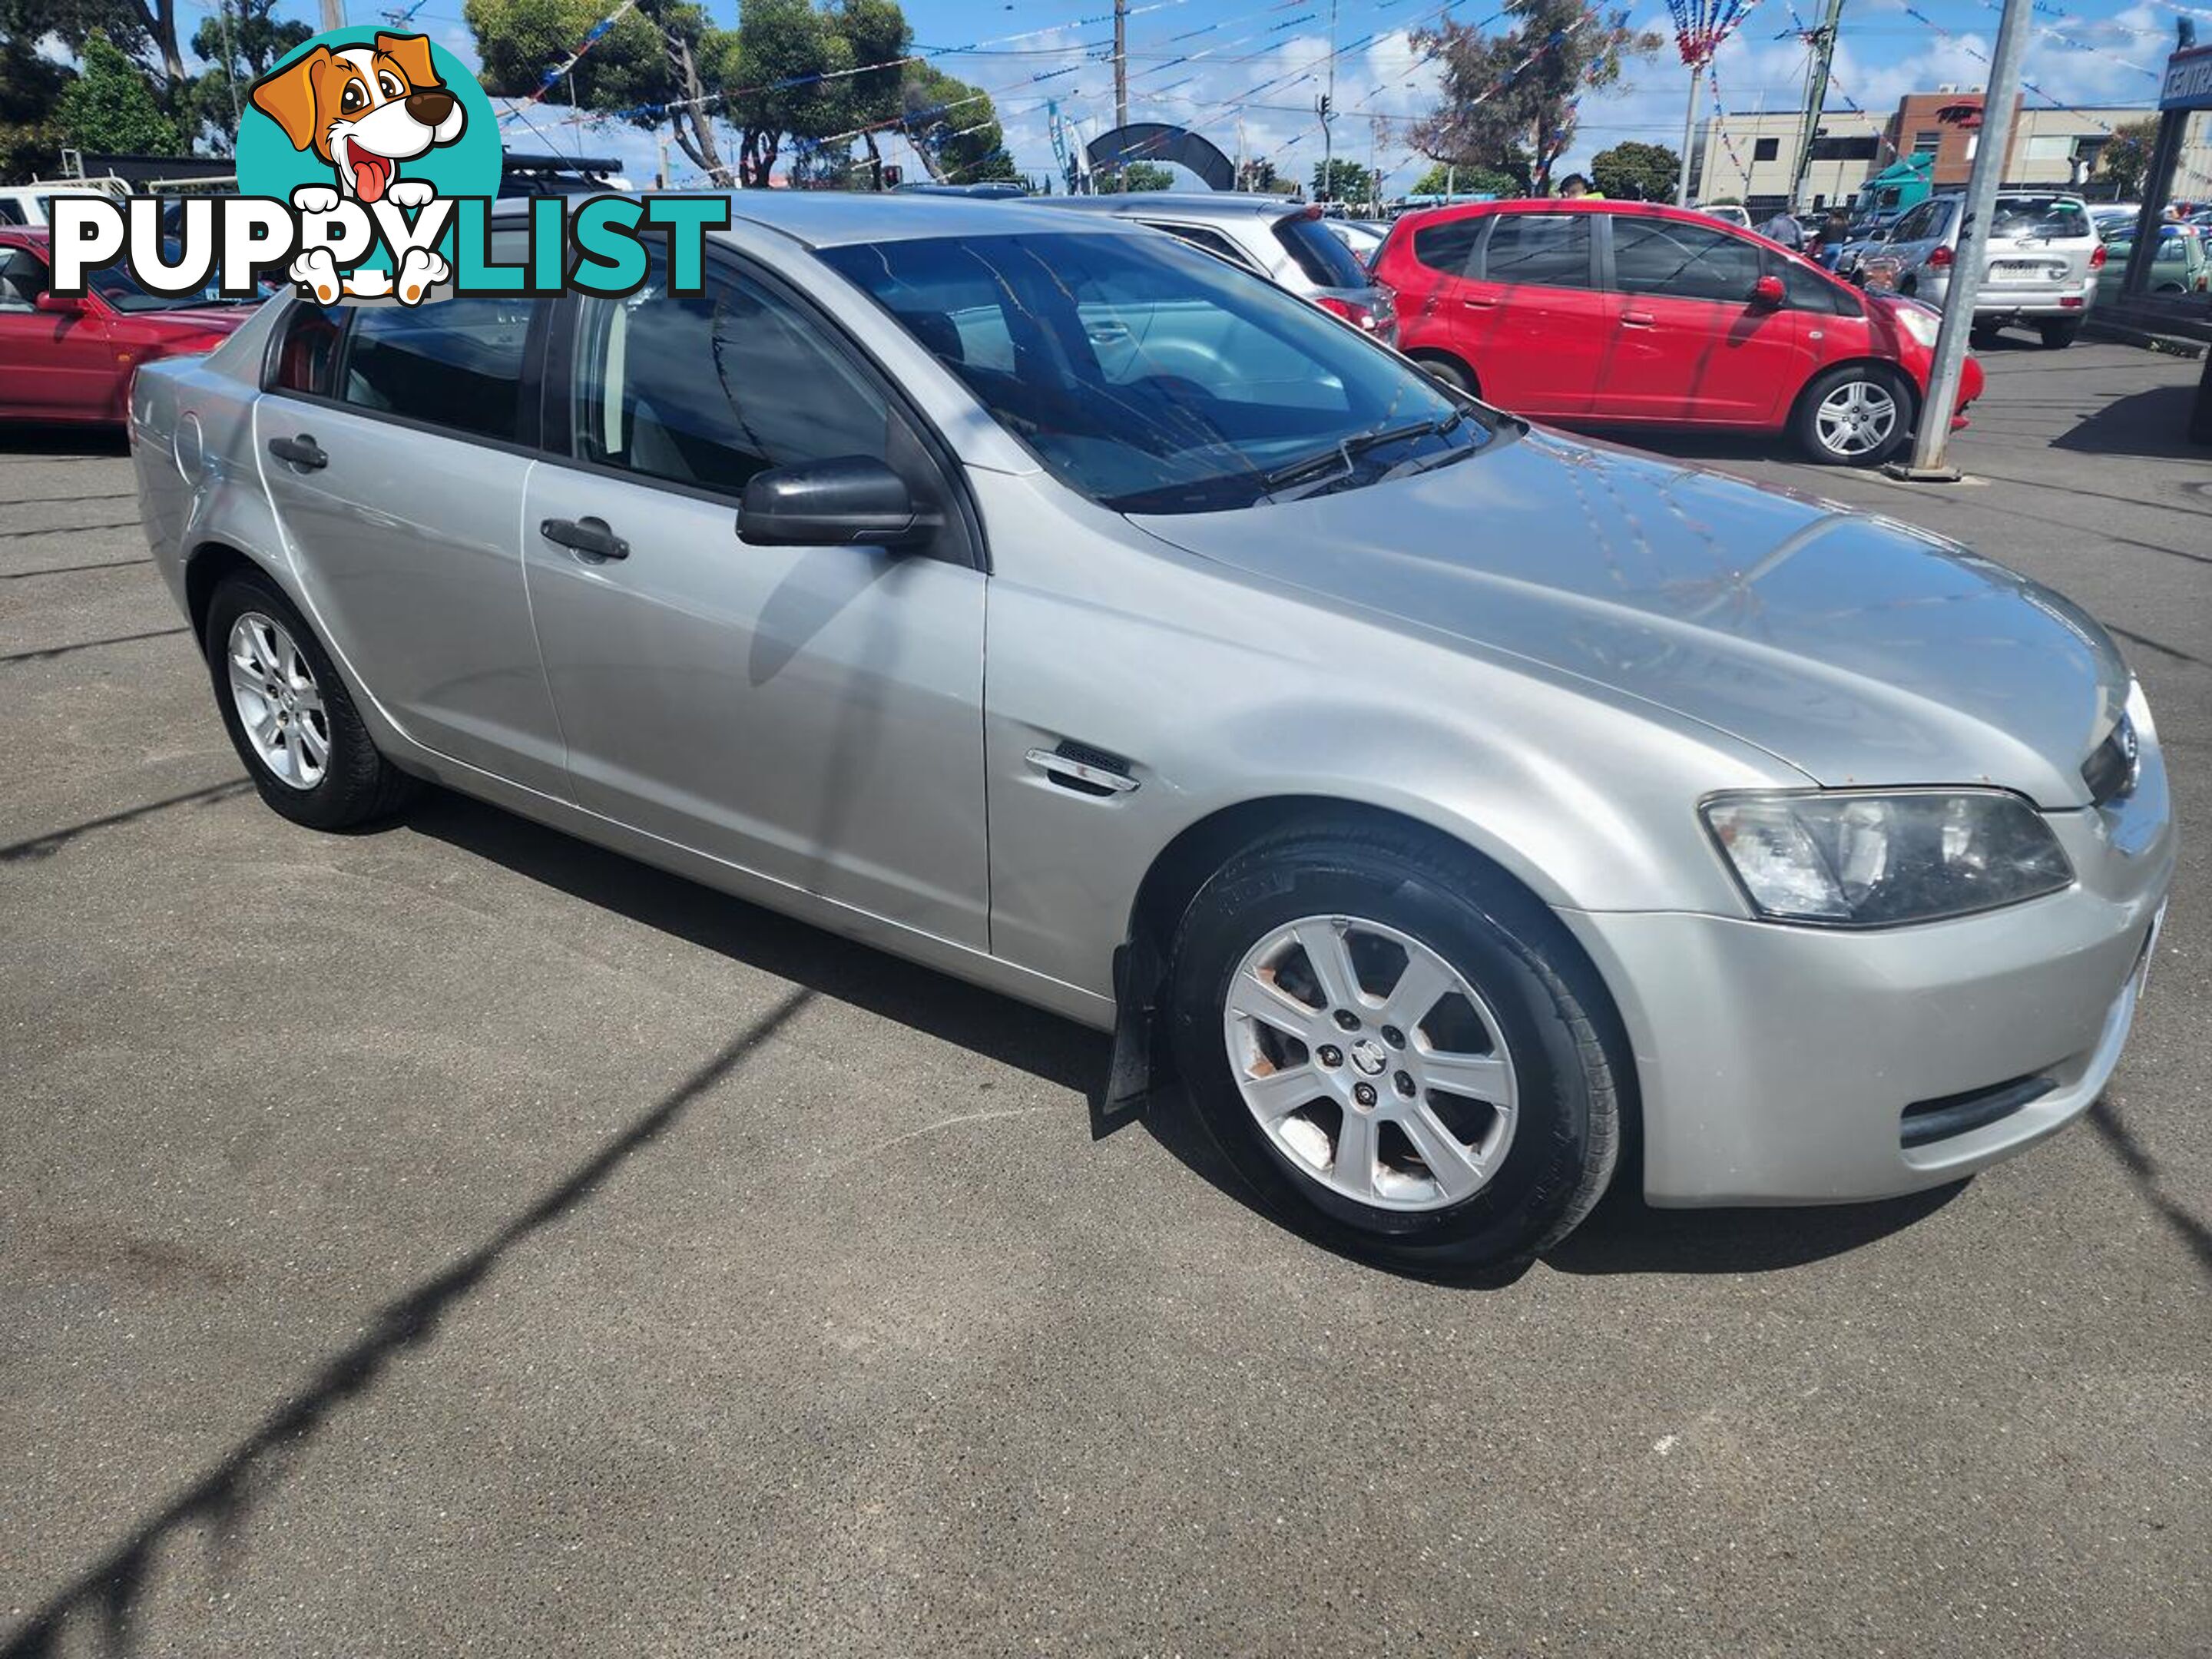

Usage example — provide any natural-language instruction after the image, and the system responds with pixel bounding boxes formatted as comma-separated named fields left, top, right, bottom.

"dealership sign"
left=46, top=27, right=728, bottom=304
left=2162, top=44, right=2212, bottom=111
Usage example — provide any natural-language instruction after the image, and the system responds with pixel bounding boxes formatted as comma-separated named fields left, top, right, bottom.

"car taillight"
left=1314, top=295, right=1384, bottom=336
left=2088, top=242, right=2108, bottom=269
left=1927, top=244, right=1954, bottom=268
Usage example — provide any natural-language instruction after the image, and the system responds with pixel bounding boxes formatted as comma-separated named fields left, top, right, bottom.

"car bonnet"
left=1128, top=429, right=2129, bottom=808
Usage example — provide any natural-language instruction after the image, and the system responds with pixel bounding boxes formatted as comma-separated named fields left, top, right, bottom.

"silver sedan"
left=129, top=193, right=2174, bottom=1273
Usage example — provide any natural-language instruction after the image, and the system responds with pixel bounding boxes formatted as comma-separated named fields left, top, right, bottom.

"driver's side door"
left=519, top=254, right=992, bottom=946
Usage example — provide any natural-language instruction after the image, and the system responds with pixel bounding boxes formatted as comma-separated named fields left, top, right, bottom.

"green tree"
left=1408, top=159, right=1518, bottom=197
left=1097, top=159, right=1174, bottom=193
left=900, top=62, right=1016, bottom=183
left=3, top=0, right=185, bottom=94
left=56, top=28, right=180, bottom=154
left=0, top=38, right=74, bottom=181
left=1310, top=156, right=1376, bottom=204
left=1589, top=140, right=1679, bottom=202
left=1410, top=0, right=1659, bottom=194
left=184, top=0, right=310, bottom=153
left=2095, top=117, right=2161, bottom=200
left=467, top=0, right=733, bottom=184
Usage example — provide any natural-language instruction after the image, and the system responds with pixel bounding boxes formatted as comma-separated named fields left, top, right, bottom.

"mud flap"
left=1093, top=936, right=1164, bottom=1137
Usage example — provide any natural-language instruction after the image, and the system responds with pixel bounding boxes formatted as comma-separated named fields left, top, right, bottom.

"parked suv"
left=1866, top=191, right=2103, bottom=347
left=1376, top=199, right=1981, bottom=465
left=1037, top=192, right=1396, bottom=343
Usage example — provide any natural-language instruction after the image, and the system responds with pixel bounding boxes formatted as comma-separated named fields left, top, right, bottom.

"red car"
left=0, top=227, right=254, bottom=429
left=1375, top=200, right=1982, bottom=466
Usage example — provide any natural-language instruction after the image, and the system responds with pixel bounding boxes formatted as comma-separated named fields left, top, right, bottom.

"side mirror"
left=1750, top=273, right=1786, bottom=308
left=737, top=455, right=933, bottom=550
left=33, top=290, right=86, bottom=316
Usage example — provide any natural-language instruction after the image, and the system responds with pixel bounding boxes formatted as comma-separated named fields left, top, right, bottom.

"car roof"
left=491, top=189, right=1134, bottom=250
left=0, top=226, right=51, bottom=248
left=1039, top=192, right=1310, bottom=219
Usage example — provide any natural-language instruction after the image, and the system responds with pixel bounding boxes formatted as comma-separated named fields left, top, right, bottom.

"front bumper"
left=1562, top=749, right=2174, bottom=1207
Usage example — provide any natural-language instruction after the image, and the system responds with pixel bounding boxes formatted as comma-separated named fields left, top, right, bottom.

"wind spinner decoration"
left=1665, top=0, right=1761, bottom=204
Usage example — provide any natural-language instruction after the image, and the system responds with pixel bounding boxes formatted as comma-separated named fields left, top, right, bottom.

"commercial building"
left=1687, top=88, right=2212, bottom=215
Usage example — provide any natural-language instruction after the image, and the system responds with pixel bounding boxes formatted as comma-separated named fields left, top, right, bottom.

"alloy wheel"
left=227, top=612, right=329, bottom=790
left=1221, top=915, right=1518, bottom=1212
left=1814, top=378, right=1899, bottom=459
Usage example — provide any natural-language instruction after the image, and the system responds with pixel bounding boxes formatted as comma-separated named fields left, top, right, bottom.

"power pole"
left=1677, top=64, right=1701, bottom=205
left=1888, top=0, right=2034, bottom=479
left=320, top=0, right=346, bottom=31
left=1788, top=0, right=1846, bottom=211
left=1318, top=0, right=1339, bottom=201
left=1113, top=0, right=1128, bottom=131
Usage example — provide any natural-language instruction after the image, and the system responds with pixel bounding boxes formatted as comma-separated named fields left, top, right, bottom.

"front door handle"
left=540, top=516, right=630, bottom=561
left=1025, top=747, right=1139, bottom=796
left=267, top=433, right=327, bottom=470
left=1459, top=293, right=1500, bottom=308
left=1620, top=309, right=1657, bottom=327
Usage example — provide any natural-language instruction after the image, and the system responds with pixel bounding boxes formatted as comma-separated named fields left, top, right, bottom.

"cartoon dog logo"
left=250, top=32, right=464, bottom=303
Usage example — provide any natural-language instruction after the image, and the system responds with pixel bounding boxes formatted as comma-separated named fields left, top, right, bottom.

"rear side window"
left=1411, top=218, right=1483, bottom=277
left=0, top=200, right=25, bottom=226
left=1143, top=223, right=1260, bottom=273
left=1992, top=197, right=2089, bottom=239
left=1612, top=217, right=1762, bottom=303
left=339, top=298, right=532, bottom=442
left=269, top=302, right=345, bottom=395
left=1273, top=214, right=1372, bottom=288
left=1480, top=214, right=1594, bottom=288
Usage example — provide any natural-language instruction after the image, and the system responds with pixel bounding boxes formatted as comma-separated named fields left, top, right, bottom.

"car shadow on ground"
left=0, top=427, right=130, bottom=458
left=2051, top=381, right=2209, bottom=460
left=406, top=790, right=1983, bottom=1288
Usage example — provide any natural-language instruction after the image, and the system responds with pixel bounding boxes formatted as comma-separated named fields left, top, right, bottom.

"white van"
left=0, top=180, right=127, bottom=227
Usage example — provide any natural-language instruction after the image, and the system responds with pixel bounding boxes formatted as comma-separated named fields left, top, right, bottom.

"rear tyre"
left=1969, top=323, right=2003, bottom=349
left=1165, top=821, right=1621, bottom=1276
left=2038, top=318, right=2082, bottom=349
left=204, top=569, right=418, bottom=830
left=1415, top=355, right=1479, bottom=399
left=1793, top=363, right=1913, bottom=466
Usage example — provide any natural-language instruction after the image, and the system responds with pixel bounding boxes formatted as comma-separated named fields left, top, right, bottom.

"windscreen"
left=820, top=230, right=1482, bottom=515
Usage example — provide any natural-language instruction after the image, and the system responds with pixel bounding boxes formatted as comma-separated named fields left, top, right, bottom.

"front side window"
left=340, top=296, right=532, bottom=442
left=820, top=230, right=1488, bottom=515
left=0, top=247, right=42, bottom=311
left=1479, top=214, right=1593, bottom=289
left=572, top=255, right=892, bottom=497
left=1612, top=217, right=1763, bottom=303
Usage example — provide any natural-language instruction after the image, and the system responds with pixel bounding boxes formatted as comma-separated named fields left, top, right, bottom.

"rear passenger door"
left=1456, top=212, right=1606, bottom=417
left=253, top=285, right=570, bottom=798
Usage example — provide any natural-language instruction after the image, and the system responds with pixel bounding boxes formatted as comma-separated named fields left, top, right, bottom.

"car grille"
left=2081, top=711, right=2140, bottom=806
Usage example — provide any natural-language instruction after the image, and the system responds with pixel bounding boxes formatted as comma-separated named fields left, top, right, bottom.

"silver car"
left=1038, top=191, right=1399, bottom=346
left=1869, top=190, right=2101, bottom=347
left=129, top=193, right=2173, bottom=1273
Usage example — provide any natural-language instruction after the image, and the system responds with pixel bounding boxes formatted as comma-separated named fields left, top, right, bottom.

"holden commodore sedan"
left=127, top=194, right=2172, bottom=1273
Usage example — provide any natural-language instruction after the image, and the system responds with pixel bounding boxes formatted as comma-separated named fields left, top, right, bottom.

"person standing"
left=1558, top=174, right=1591, bottom=199
left=1759, top=206, right=1805, bottom=250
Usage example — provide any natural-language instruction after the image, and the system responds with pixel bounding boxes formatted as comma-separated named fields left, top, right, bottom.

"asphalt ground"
left=2, top=338, right=2207, bottom=1657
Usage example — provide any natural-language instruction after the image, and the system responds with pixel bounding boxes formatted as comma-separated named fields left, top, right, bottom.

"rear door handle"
left=1621, top=310, right=1657, bottom=327
left=540, top=516, right=630, bottom=561
left=1459, top=293, right=1500, bottom=308
left=267, top=433, right=327, bottom=470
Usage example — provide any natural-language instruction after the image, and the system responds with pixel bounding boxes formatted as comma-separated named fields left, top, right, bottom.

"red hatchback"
left=0, top=227, right=253, bottom=429
left=1376, top=200, right=1982, bottom=466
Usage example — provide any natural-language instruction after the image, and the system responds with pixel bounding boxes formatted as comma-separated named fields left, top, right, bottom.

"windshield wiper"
left=1261, top=410, right=1465, bottom=501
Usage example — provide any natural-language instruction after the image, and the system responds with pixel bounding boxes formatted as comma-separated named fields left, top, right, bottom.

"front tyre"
left=1166, top=823, right=1621, bottom=1275
left=1793, top=364, right=1912, bottom=466
left=204, top=569, right=418, bottom=830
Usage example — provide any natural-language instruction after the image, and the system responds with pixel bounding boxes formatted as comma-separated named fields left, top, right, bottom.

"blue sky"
left=184, top=0, right=2200, bottom=187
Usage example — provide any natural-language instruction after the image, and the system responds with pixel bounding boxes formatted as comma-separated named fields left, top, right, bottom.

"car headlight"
left=1891, top=302, right=1942, bottom=349
left=1702, top=790, right=2073, bottom=926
